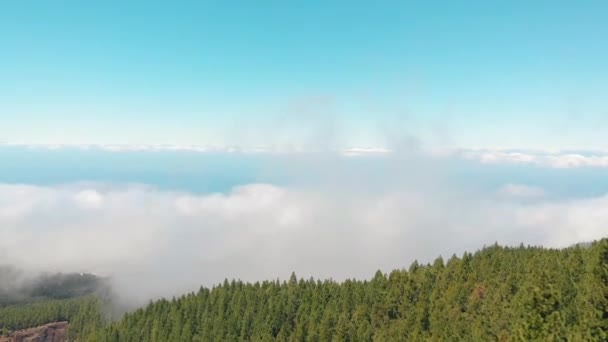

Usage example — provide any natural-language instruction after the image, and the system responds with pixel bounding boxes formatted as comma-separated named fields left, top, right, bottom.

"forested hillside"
left=0, top=296, right=104, bottom=339
left=0, top=269, right=108, bottom=307
left=91, top=239, right=607, bottom=341
left=0, top=271, right=109, bottom=339
left=1, top=239, right=606, bottom=341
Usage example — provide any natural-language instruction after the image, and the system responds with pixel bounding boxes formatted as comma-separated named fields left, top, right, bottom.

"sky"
left=1, top=2, right=607, bottom=304
left=1, top=1, right=608, bottom=149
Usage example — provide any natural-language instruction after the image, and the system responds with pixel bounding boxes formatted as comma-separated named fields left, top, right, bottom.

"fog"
left=0, top=152, right=606, bottom=308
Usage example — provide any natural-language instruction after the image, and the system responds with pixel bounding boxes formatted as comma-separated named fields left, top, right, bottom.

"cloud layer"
left=0, top=181, right=606, bottom=306
left=463, top=149, right=608, bottom=168
left=3, top=143, right=608, bottom=168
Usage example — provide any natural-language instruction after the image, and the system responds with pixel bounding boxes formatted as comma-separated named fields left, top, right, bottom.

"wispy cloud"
left=0, top=142, right=392, bottom=157
left=3, top=143, right=608, bottom=168
left=462, top=149, right=608, bottom=168
left=497, top=184, right=547, bottom=198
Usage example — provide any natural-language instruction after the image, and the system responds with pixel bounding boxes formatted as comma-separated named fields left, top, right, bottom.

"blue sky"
left=2, top=1, right=607, bottom=149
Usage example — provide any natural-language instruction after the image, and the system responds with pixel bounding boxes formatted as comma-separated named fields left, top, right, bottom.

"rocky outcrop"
left=0, top=322, right=68, bottom=342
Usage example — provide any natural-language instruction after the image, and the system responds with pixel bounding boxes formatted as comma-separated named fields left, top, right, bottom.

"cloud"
left=0, top=142, right=391, bottom=157
left=463, top=149, right=608, bottom=168
left=340, top=147, right=391, bottom=157
left=74, top=190, right=104, bottom=209
left=497, top=184, right=546, bottom=198
left=0, top=181, right=606, bottom=307
left=3, top=143, right=608, bottom=168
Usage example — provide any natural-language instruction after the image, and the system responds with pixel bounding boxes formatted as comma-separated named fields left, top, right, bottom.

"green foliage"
left=91, top=239, right=607, bottom=341
left=1, top=239, right=606, bottom=341
left=0, top=295, right=104, bottom=339
left=0, top=269, right=108, bottom=307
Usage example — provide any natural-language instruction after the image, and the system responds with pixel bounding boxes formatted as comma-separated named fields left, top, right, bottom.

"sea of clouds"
left=0, top=148, right=606, bottom=306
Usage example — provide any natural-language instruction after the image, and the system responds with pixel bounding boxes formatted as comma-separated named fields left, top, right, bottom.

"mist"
left=0, top=151, right=606, bottom=309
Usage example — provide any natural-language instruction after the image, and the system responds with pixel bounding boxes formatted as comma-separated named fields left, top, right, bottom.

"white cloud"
left=340, top=147, right=391, bottom=157
left=74, top=190, right=104, bottom=209
left=3, top=143, right=608, bottom=168
left=498, top=184, right=546, bottom=198
left=0, top=142, right=393, bottom=157
left=0, top=182, right=606, bottom=306
left=463, top=149, right=608, bottom=168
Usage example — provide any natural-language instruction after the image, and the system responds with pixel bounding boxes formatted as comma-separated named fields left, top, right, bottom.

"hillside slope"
left=1, top=239, right=605, bottom=341
left=0, top=321, right=68, bottom=342
left=0, top=271, right=108, bottom=307
left=90, top=239, right=607, bottom=341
